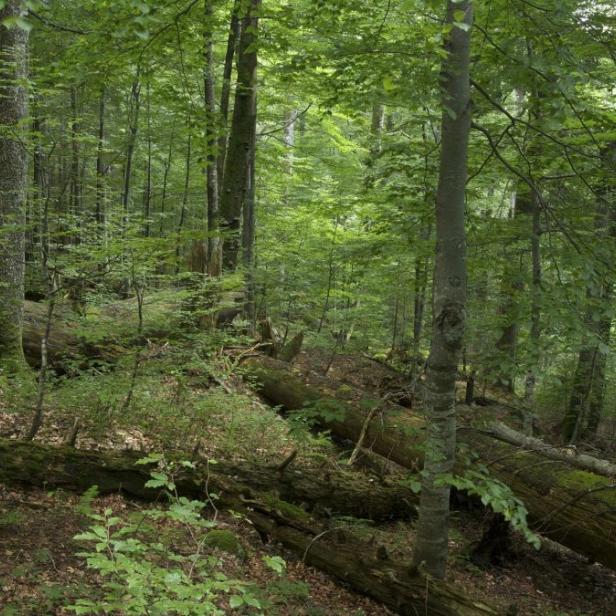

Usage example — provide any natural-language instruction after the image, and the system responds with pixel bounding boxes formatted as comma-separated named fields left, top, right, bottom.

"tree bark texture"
left=204, top=0, right=221, bottom=277
left=0, top=1, right=29, bottom=371
left=219, top=0, right=260, bottom=270
left=412, top=0, right=472, bottom=579
left=217, top=0, right=241, bottom=185
left=563, top=142, right=616, bottom=442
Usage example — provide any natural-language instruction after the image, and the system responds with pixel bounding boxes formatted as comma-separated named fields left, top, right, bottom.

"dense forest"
left=1, top=0, right=616, bottom=614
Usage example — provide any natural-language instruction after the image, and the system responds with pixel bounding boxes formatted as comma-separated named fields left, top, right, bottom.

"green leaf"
left=383, top=76, right=395, bottom=92
left=263, top=555, right=286, bottom=574
left=136, top=453, right=164, bottom=465
left=229, top=595, right=244, bottom=609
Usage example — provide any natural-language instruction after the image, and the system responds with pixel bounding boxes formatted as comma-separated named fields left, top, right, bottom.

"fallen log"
left=0, top=439, right=495, bottom=616
left=21, top=293, right=238, bottom=369
left=485, top=421, right=616, bottom=479
left=22, top=298, right=156, bottom=368
left=244, top=356, right=616, bottom=571
left=0, top=438, right=415, bottom=522
left=249, top=508, right=497, bottom=616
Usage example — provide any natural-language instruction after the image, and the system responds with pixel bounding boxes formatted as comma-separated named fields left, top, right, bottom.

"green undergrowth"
left=7, top=313, right=336, bottom=467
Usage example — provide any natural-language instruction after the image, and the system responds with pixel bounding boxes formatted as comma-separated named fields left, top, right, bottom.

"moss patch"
left=557, top=470, right=616, bottom=506
left=203, top=529, right=246, bottom=560
left=261, top=493, right=311, bottom=523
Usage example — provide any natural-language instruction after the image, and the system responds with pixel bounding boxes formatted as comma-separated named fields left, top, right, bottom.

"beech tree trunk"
left=121, top=78, right=141, bottom=225
left=219, top=0, right=260, bottom=270
left=0, top=438, right=497, bottom=616
left=563, top=142, right=616, bottom=442
left=412, top=0, right=472, bottom=579
left=204, top=0, right=221, bottom=277
left=0, top=1, right=29, bottom=372
left=142, top=81, right=152, bottom=238
left=217, top=0, right=241, bottom=185
left=244, top=355, right=616, bottom=572
left=175, top=130, right=192, bottom=274
left=69, top=87, right=82, bottom=236
left=95, top=87, right=106, bottom=237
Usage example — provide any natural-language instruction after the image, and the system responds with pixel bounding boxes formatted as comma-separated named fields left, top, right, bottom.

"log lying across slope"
left=0, top=439, right=496, bottom=616
left=244, top=356, right=616, bottom=571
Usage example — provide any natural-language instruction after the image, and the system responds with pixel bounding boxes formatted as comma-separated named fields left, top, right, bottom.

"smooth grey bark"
left=142, top=81, right=152, bottom=237
left=69, top=87, right=81, bottom=236
left=493, top=187, right=540, bottom=395
left=0, top=1, right=29, bottom=371
left=95, top=87, right=106, bottom=236
left=242, top=105, right=256, bottom=326
left=31, top=99, right=47, bottom=267
left=412, top=0, right=472, bottom=580
left=174, top=130, right=192, bottom=275
left=217, top=0, right=241, bottom=185
left=121, top=78, right=141, bottom=226
left=283, top=108, right=299, bottom=173
left=159, top=123, right=175, bottom=238
left=219, top=0, right=260, bottom=270
left=412, top=223, right=431, bottom=367
left=204, top=0, right=221, bottom=277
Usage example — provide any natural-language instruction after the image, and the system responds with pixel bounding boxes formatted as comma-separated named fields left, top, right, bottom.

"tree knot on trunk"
left=435, top=303, right=465, bottom=348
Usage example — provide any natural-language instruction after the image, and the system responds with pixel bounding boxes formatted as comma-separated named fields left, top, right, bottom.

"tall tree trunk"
left=563, top=142, right=616, bottom=442
left=0, top=1, right=29, bottom=372
left=586, top=306, right=611, bottom=436
left=159, top=123, right=175, bottom=238
left=370, top=102, right=384, bottom=156
left=95, top=87, right=106, bottom=237
left=524, top=192, right=541, bottom=406
left=521, top=86, right=543, bottom=409
left=69, top=87, right=82, bottom=241
left=317, top=217, right=339, bottom=334
left=217, top=0, right=241, bottom=185
left=219, top=0, right=260, bottom=271
left=122, top=78, right=141, bottom=228
left=142, top=81, right=152, bottom=237
left=175, top=131, right=192, bottom=275
left=242, top=97, right=257, bottom=324
left=493, top=226, right=521, bottom=393
left=31, top=99, right=47, bottom=269
left=412, top=225, right=430, bottom=366
left=205, top=0, right=221, bottom=277
left=411, top=0, right=472, bottom=580
left=283, top=108, right=299, bottom=173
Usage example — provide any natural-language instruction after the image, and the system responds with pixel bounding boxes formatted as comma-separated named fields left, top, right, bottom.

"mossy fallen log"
left=0, top=439, right=496, bottom=616
left=484, top=421, right=616, bottom=479
left=248, top=508, right=497, bottom=616
left=22, top=298, right=156, bottom=368
left=0, top=438, right=415, bottom=522
left=243, top=356, right=616, bottom=571
left=21, top=292, right=237, bottom=369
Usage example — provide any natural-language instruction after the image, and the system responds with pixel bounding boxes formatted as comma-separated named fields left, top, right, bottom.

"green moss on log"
left=244, top=356, right=616, bottom=571
left=203, top=530, right=246, bottom=560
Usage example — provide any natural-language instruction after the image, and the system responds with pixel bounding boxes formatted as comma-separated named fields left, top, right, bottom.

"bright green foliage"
left=70, top=458, right=261, bottom=615
left=439, top=470, right=541, bottom=549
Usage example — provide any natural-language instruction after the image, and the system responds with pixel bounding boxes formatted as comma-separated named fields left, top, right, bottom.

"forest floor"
left=1, top=345, right=616, bottom=615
